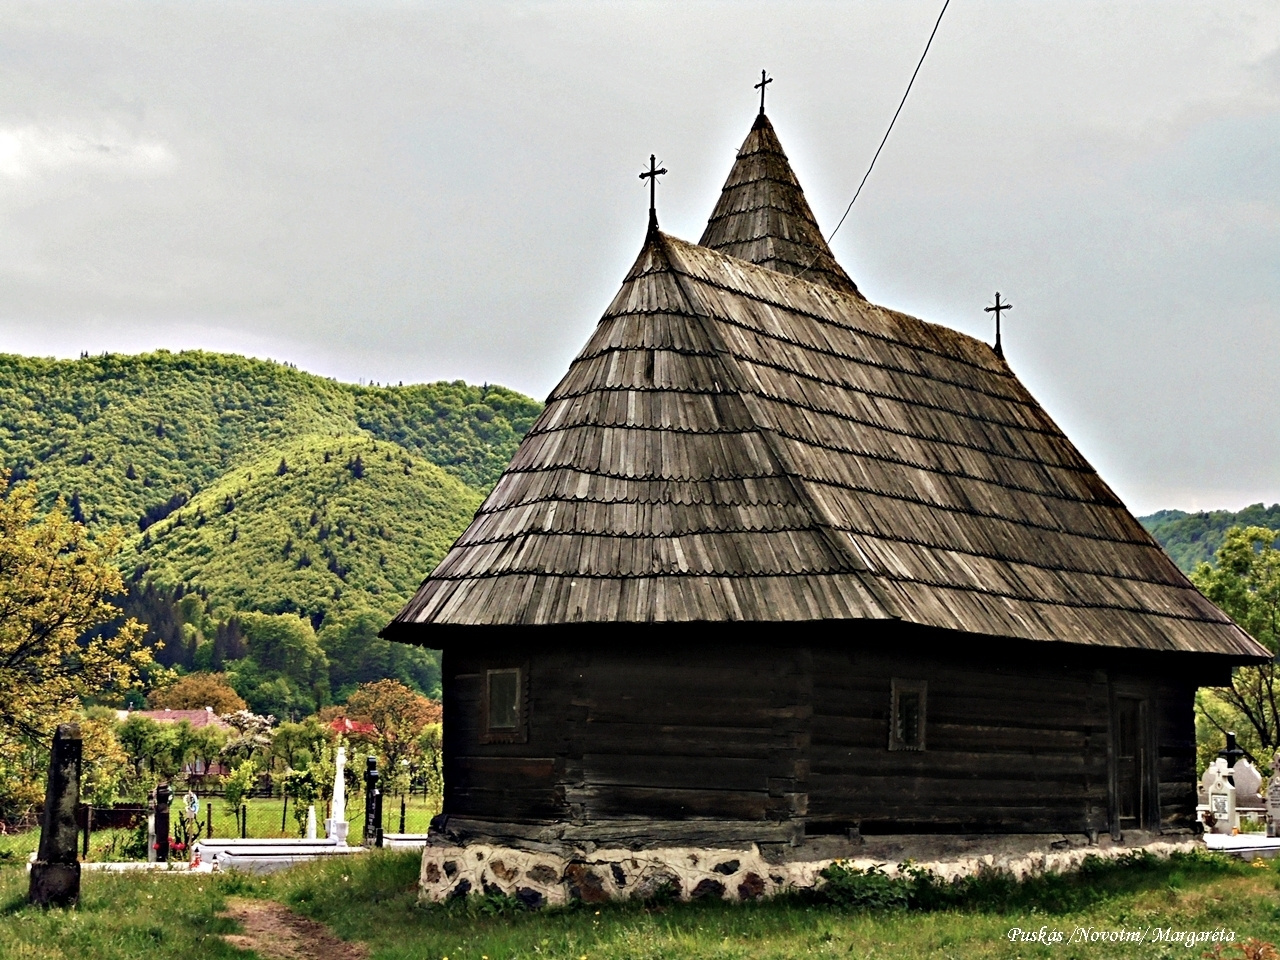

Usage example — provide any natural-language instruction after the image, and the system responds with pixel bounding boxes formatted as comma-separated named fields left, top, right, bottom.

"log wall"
left=442, top=636, right=1200, bottom=839
left=809, top=649, right=1111, bottom=834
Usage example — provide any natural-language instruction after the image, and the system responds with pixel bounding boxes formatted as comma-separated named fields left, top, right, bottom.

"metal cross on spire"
left=639, top=154, right=667, bottom=233
left=985, top=292, right=1012, bottom=359
left=755, top=70, right=773, bottom=115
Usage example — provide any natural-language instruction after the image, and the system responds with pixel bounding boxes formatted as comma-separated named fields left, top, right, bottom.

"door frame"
left=1107, top=682, right=1159, bottom=839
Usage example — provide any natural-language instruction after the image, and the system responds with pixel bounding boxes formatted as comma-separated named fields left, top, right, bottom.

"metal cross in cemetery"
left=985, top=292, right=1012, bottom=358
left=755, top=69, right=773, bottom=114
left=639, top=154, right=667, bottom=230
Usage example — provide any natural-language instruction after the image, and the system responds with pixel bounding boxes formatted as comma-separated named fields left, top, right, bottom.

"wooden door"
left=1113, top=696, right=1147, bottom=830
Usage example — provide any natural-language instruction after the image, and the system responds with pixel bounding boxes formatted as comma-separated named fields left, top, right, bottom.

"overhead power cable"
left=804, top=0, right=952, bottom=272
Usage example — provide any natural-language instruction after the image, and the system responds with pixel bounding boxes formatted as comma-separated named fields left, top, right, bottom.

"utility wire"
left=801, top=0, right=951, bottom=276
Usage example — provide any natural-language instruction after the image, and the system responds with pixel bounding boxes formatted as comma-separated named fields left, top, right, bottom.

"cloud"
left=0, top=124, right=175, bottom=181
left=0, top=1, right=1276, bottom=514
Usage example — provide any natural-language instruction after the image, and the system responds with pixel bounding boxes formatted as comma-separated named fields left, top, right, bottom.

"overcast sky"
left=1, top=1, right=1276, bottom=515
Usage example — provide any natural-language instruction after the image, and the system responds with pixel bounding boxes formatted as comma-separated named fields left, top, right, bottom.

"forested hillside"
left=1140, top=504, right=1280, bottom=572
left=0, top=350, right=538, bottom=528
left=124, top=434, right=483, bottom=626
left=0, top=350, right=540, bottom=711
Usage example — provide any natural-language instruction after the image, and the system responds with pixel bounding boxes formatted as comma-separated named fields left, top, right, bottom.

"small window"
left=482, top=667, right=525, bottom=742
left=889, top=678, right=926, bottom=751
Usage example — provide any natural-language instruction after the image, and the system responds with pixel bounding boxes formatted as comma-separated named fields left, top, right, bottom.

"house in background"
left=385, top=103, right=1267, bottom=856
left=115, top=706, right=233, bottom=778
left=115, top=706, right=232, bottom=732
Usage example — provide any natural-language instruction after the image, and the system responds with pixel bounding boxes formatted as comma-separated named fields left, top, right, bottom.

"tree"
left=232, top=612, right=330, bottom=718
left=281, top=768, right=321, bottom=836
left=0, top=475, right=150, bottom=742
left=0, top=474, right=151, bottom=824
left=148, top=672, right=247, bottom=714
left=222, top=759, right=257, bottom=835
left=343, top=680, right=439, bottom=771
left=117, top=715, right=163, bottom=779
left=1192, top=525, right=1280, bottom=760
left=271, top=717, right=330, bottom=773
left=218, top=709, right=275, bottom=765
left=318, top=609, right=441, bottom=700
left=189, top=724, right=229, bottom=782
left=418, top=722, right=443, bottom=806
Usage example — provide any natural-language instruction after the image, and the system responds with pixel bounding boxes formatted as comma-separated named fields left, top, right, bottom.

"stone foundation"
left=419, top=833, right=1200, bottom=906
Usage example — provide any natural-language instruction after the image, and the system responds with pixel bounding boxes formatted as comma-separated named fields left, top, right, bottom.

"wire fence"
left=217, top=793, right=441, bottom=840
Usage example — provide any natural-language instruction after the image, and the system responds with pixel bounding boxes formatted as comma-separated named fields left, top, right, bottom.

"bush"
left=818, top=863, right=911, bottom=909
left=817, top=850, right=1236, bottom=914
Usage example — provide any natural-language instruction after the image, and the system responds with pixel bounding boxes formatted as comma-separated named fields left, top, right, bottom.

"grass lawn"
left=214, top=794, right=439, bottom=841
left=3, top=847, right=1280, bottom=959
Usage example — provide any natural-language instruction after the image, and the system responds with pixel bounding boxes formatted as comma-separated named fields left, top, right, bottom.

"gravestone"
left=363, top=755, right=383, bottom=848
left=1203, top=759, right=1237, bottom=835
left=148, top=782, right=172, bottom=862
left=28, top=724, right=82, bottom=907
left=1233, top=759, right=1265, bottom=820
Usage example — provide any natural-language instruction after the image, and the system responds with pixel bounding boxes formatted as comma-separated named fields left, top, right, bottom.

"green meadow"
left=3, top=848, right=1280, bottom=960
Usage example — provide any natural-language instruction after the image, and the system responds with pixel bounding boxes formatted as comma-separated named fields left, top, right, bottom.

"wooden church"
left=385, top=100, right=1267, bottom=849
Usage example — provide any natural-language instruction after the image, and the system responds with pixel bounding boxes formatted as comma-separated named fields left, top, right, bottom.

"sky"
left=0, top=1, right=1277, bottom=515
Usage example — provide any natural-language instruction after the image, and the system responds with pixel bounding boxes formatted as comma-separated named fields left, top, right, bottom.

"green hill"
left=0, top=349, right=539, bottom=706
left=0, top=350, right=539, bottom=530
left=123, top=434, right=484, bottom=626
left=1140, top=504, right=1280, bottom=572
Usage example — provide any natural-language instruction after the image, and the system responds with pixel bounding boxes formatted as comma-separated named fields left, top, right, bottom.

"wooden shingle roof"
left=699, top=113, right=862, bottom=298
left=390, top=226, right=1265, bottom=660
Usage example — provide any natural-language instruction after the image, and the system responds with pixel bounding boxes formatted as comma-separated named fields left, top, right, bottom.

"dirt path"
left=219, top=897, right=368, bottom=960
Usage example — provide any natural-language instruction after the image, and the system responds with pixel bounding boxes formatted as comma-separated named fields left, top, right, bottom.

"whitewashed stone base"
left=418, top=837, right=1199, bottom=907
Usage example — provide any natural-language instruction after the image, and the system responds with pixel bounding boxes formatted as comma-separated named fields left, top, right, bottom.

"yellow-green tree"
left=0, top=474, right=151, bottom=821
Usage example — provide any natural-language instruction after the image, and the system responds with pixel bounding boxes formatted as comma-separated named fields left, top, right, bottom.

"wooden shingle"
left=699, top=113, right=862, bottom=298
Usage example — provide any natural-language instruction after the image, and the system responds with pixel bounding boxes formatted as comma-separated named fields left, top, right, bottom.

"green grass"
left=0, top=867, right=243, bottom=960
left=0, top=829, right=40, bottom=864
left=3, top=847, right=1280, bottom=960
left=0, top=794, right=438, bottom=869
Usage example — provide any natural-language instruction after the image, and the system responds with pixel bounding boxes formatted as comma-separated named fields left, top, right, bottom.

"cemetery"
left=10, top=709, right=440, bottom=894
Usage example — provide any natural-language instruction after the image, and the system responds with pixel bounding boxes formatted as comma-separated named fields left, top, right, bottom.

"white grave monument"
left=325, top=746, right=349, bottom=845
left=1233, top=758, right=1265, bottom=823
left=1203, top=759, right=1238, bottom=835
left=192, top=745, right=365, bottom=872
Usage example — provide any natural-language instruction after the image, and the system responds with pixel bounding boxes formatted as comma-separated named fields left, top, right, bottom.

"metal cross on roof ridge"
left=755, top=70, right=773, bottom=115
left=639, top=153, right=668, bottom=231
left=985, top=292, right=1012, bottom=359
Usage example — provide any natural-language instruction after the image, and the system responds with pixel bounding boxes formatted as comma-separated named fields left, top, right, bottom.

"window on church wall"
left=482, top=667, right=527, bottom=743
left=889, top=678, right=926, bottom=751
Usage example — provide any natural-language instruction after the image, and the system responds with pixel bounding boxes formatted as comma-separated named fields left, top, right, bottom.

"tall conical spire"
left=699, top=113, right=862, bottom=298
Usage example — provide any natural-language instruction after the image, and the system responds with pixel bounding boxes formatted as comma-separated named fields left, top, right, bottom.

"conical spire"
left=699, top=113, right=862, bottom=298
